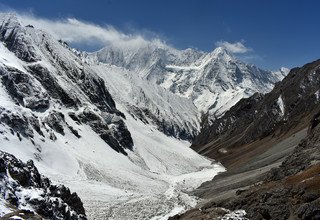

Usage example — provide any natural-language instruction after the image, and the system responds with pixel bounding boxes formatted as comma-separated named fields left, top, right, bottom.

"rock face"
left=0, top=150, right=86, bottom=219
left=0, top=13, right=133, bottom=155
left=192, top=59, right=320, bottom=166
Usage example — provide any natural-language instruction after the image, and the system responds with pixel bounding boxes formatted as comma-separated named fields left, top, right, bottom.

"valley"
left=0, top=10, right=319, bottom=220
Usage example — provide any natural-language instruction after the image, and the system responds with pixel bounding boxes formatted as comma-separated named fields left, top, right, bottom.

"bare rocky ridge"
left=173, top=111, right=320, bottom=219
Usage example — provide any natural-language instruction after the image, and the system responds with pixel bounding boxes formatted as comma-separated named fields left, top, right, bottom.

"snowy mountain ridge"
left=95, top=40, right=288, bottom=119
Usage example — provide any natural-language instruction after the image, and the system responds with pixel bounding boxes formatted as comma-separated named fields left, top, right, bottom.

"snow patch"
left=277, top=95, right=285, bottom=116
left=220, top=209, right=248, bottom=220
left=315, top=90, right=320, bottom=101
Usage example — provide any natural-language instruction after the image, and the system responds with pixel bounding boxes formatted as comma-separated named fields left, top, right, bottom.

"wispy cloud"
left=215, top=40, right=251, bottom=54
left=17, top=13, right=164, bottom=50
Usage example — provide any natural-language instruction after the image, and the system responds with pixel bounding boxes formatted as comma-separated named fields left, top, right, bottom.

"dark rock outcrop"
left=75, top=108, right=133, bottom=155
left=0, top=150, right=87, bottom=219
left=1, top=66, right=50, bottom=111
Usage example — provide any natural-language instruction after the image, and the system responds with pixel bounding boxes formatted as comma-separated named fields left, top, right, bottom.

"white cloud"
left=17, top=14, right=163, bottom=49
left=215, top=40, right=251, bottom=54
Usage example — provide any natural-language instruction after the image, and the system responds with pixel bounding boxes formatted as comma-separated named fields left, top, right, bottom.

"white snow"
left=315, top=90, right=320, bottom=101
left=64, top=107, right=225, bottom=219
left=0, top=198, right=13, bottom=216
left=0, top=42, right=26, bottom=72
left=220, top=209, right=248, bottom=220
left=92, top=63, right=200, bottom=136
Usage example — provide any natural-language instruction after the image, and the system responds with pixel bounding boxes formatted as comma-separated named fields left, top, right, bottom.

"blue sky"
left=0, top=0, right=319, bottom=70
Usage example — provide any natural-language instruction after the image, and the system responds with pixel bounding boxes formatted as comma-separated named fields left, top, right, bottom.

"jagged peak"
left=211, top=46, right=233, bottom=57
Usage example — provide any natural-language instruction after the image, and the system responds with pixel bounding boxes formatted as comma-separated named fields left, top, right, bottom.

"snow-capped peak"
left=210, top=46, right=232, bottom=58
left=93, top=39, right=288, bottom=118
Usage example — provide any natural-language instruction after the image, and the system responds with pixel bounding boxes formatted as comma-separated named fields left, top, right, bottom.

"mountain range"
left=0, top=12, right=308, bottom=220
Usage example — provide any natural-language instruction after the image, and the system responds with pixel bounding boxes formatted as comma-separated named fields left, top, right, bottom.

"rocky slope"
left=192, top=59, right=320, bottom=167
left=0, top=150, right=86, bottom=219
left=172, top=109, right=320, bottom=220
left=171, top=59, right=320, bottom=219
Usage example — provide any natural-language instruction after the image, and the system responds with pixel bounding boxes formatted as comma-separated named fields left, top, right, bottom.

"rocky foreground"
left=0, top=151, right=87, bottom=219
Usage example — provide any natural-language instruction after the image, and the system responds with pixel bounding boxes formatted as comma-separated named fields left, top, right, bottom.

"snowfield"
left=0, top=99, right=225, bottom=219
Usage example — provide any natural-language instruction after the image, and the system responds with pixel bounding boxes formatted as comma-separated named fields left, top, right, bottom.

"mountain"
left=91, top=64, right=200, bottom=140
left=171, top=59, right=320, bottom=219
left=0, top=13, right=225, bottom=219
left=95, top=42, right=288, bottom=118
left=192, top=59, right=320, bottom=166
left=0, top=13, right=134, bottom=155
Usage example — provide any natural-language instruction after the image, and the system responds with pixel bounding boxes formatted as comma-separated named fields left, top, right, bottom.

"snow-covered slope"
left=95, top=41, right=288, bottom=119
left=0, top=13, right=225, bottom=219
left=91, top=64, right=200, bottom=140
